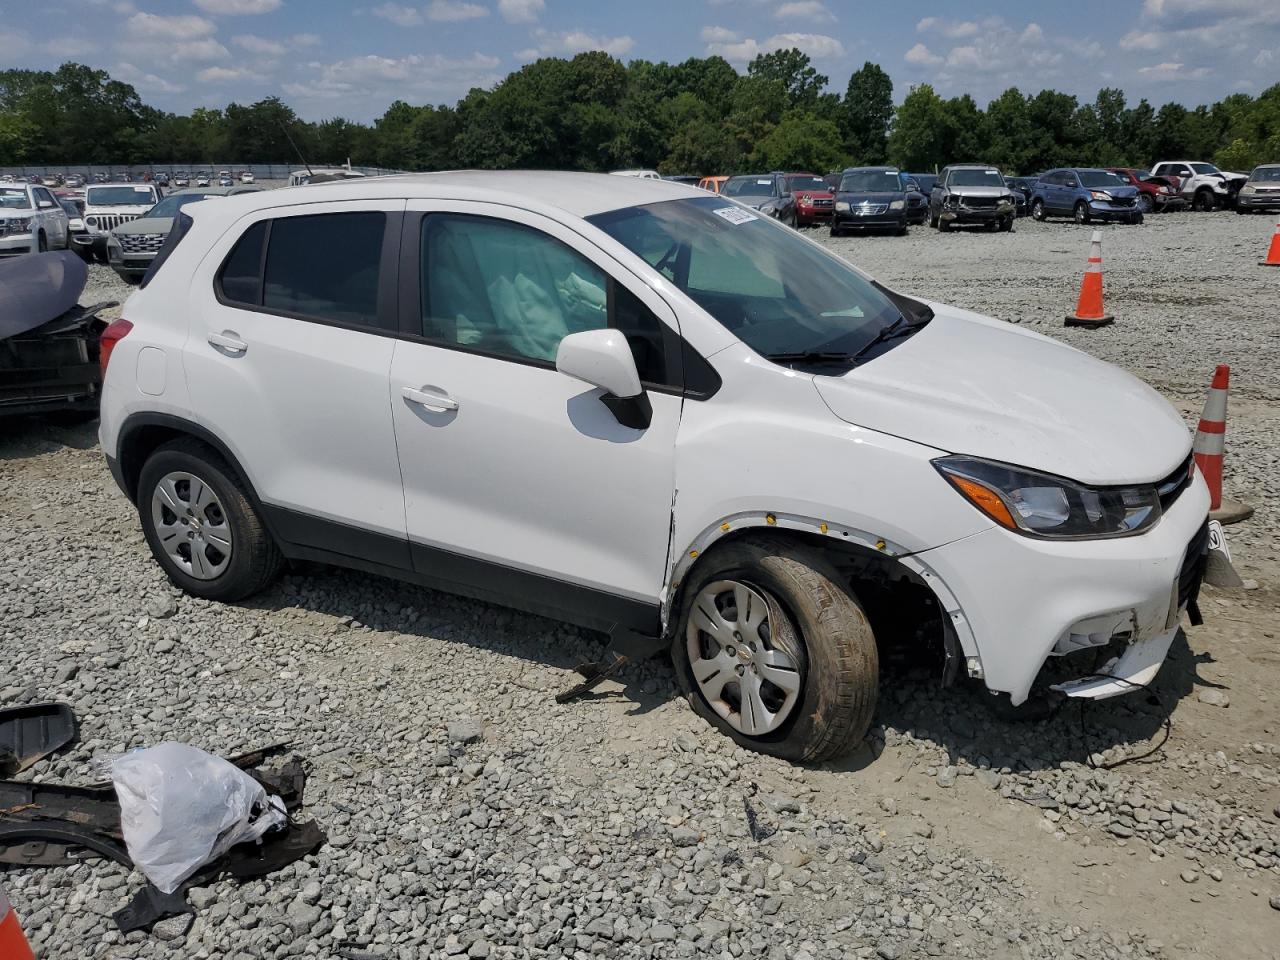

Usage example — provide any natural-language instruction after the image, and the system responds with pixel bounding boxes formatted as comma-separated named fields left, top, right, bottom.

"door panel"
left=185, top=200, right=409, bottom=545
left=391, top=201, right=680, bottom=611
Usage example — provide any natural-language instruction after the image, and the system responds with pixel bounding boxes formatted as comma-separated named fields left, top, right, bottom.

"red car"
left=1107, top=168, right=1186, bottom=214
left=784, top=173, right=834, bottom=226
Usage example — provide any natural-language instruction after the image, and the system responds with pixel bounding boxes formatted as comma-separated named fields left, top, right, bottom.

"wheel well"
left=673, top=528, right=948, bottom=670
left=116, top=418, right=253, bottom=508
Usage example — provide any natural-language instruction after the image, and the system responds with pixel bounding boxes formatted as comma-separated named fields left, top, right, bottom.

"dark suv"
left=928, top=165, right=1016, bottom=232
left=1031, top=169, right=1142, bottom=225
left=831, top=167, right=915, bottom=235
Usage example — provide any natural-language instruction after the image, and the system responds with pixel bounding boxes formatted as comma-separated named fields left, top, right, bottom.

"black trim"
left=260, top=504, right=412, bottom=571
left=602, top=392, right=653, bottom=429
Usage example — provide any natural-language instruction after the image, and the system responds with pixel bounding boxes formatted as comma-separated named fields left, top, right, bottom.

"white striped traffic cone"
left=0, top=884, right=36, bottom=960
left=1192, top=364, right=1253, bottom=524
left=1065, top=230, right=1114, bottom=328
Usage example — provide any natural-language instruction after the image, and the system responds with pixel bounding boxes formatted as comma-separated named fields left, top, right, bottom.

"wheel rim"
left=686, top=580, right=802, bottom=736
left=151, top=471, right=233, bottom=580
left=1032, top=201, right=1043, bottom=220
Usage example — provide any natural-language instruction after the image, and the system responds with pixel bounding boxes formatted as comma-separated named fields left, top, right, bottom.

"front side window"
left=216, top=211, right=385, bottom=328
left=420, top=214, right=672, bottom=382
left=589, top=196, right=907, bottom=362
left=1189, top=162, right=1220, bottom=175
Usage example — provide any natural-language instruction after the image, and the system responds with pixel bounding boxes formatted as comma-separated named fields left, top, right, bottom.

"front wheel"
left=1193, top=189, right=1216, bottom=212
left=929, top=210, right=939, bottom=229
left=37, top=231, right=48, bottom=252
left=999, top=215, right=1014, bottom=232
left=1137, top=194, right=1154, bottom=214
left=1073, top=201, right=1090, bottom=224
left=672, top=536, right=878, bottom=763
left=1031, top=199, right=1047, bottom=221
left=137, top=439, right=282, bottom=602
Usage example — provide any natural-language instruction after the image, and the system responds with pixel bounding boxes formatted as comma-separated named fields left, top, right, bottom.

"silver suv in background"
left=928, top=164, right=1017, bottom=233
left=1235, top=164, right=1280, bottom=214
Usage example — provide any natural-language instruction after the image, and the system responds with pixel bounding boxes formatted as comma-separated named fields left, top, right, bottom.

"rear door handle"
left=208, top=331, right=247, bottom=353
left=402, top=385, right=459, bottom=412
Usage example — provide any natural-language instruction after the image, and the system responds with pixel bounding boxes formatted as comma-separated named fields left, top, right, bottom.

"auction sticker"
left=713, top=206, right=759, bottom=225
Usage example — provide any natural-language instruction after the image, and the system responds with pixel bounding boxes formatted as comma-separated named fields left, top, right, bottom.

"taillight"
left=99, top=318, right=133, bottom=379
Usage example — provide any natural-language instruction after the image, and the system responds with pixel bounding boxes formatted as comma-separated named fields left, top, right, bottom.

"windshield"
left=144, top=192, right=220, bottom=218
left=1078, top=170, right=1127, bottom=188
left=786, top=176, right=828, bottom=193
left=1251, top=166, right=1280, bottom=182
left=948, top=168, right=1003, bottom=187
left=722, top=177, right=777, bottom=199
left=588, top=196, right=903, bottom=359
left=87, top=185, right=158, bottom=206
left=1189, top=162, right=1220, bottom=175
left=0, top=188, right=32, bottom=210
left=840, top=170, right=903, bottom=193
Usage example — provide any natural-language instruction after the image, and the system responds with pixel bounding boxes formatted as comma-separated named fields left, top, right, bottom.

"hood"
left=811, top=304, right=1190, bottom=485
left=793, top=190, right=833, bottom=200
left=1094, top=185, right=1139, bottom=199
left=113, top=216, right=174, bottom=236
left=741, top=196, right=781, bottom=210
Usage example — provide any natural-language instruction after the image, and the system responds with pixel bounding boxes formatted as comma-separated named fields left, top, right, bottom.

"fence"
left=0, top=163, right=402, bottom=181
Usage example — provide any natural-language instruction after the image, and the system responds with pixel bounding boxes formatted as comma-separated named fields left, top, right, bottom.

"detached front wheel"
left=672, top=537, right=878, bottom=763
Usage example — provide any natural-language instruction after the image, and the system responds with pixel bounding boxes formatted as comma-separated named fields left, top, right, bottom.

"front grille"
left=1178, top=520, right=1209, bottom=611
left=853, top=203, right=889, bottom=215
left=959, top=196, right=999, bottom=208
left=812, top=198, right=833, bottom=207
left=1112, top=196, right=1136, bottom=207
left=1156, top=453, right=1194, bottom=512
left=117, top=233, right=165, bottom=254
left=0, top=220, right=29, bottom=236
left=89, top=214, right=139, bottom=232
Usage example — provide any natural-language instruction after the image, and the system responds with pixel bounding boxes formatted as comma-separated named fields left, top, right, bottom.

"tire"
left=73, top=245, right=93, bottom=263
left=829, top=225, right=842, bottom=238
left=1031, top=199, right=1046, bottom=221
left=896, top=225, right=908, bottom=236
left=1193, top=189, right=1215, bottom=212
left=1073, top=201, right=1090, bottom=225
left=999, top=215, right=1014, bottom=232
left=671, top=536, right=879, bottom=763
left=37, top=231, right=47, bottom=252
left=938, top=218, right=951, bottom=232
left=1236, top=207, right=1248, bottom=215
left=1132, top=210, right=1144, bottom=225
left=1137, top=194, right=1154, bottom=214
left=929, top=210, right=939, bottom=229
left=137, top=438, right=282, bottom=602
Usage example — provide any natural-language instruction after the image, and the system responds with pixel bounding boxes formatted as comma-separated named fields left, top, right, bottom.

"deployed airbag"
left=0, top=251, right=88, bottom=341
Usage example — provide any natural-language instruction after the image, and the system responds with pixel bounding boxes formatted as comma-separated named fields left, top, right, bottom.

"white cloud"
left=126, top=12, right=215, bottom=39
left=1119, top=30, right=1163, bottom=51
left=197, top=65, right=264, bottom=83
left=704, top=30, right=843, bottom=63
left=1137, top=60, right=1213, bottom=78
left=774, top=1, right=834, bottom=22
left=113, top=61, right=187, bottom=94
left=371, top=3, right=422, bottom=26
left=173, top=38, right=232, bottom=61
left=233, top=34, right=286, bottom=55
left=290, top=33, right=322, bottom=47
left=700, top=25, right=739, bottom=43
left=498, top=0, right=544, bottom=24
left=917, top=17, right=981, bottom=39
left=525, top=29, right=635, bottom=57
left=904, top=42, right=942, bottom=66
left=284, top=51, right=503, bottom=106
left=427, top=0, right=487, bottom=20
left=1256, top=48, right=1276, bottom=66
left=43, top=36, right=95, bottom=57
left=1020, top=23, right=1044, bottom=44
left=193, top=0, right=282, bottom=13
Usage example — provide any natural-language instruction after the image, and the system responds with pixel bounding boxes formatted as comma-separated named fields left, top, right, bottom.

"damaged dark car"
left=0, top=251, right=115, bottom=421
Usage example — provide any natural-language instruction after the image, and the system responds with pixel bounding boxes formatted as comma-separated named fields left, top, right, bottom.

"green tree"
left=750, top=108, right=842, bottom=172
left=887, top=84, right=949, bottom=171
left=747, top=48, right=827, bottom=110
left=841, top=61, right=893, bottom=164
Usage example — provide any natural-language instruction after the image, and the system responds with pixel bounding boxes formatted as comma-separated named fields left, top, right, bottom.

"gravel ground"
left=2, top=210, right=1278, bottom=959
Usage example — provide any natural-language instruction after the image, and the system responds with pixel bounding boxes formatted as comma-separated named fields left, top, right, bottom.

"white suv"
left=98, top=172, right=1210, bottom=761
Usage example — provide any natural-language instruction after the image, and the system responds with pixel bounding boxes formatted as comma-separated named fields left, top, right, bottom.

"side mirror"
left=556, top=329, right=652, bottom=429
left=37, top=200, right=54, bottom=209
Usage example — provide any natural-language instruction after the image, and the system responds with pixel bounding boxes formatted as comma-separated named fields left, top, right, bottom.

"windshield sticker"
left=135, top=186, right=153, bottom=193
left=756, top=179, right=772, bottom=185
left=713, top=206, right=759, bottom=225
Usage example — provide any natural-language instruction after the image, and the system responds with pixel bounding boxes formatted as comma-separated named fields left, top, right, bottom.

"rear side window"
left=216, top=212, right=385, bottom=328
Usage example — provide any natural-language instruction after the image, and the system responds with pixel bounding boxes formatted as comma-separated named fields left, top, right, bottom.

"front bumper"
left=1089, top=201, right=1142, bottom=221
left=796, top=205, right=833, bottom=223
left=1152, top=194, right=1186, bottom=211
left=833, top=210, right=907, bottom=230
left=1236, top=193, right=1280, bottom=211
left=911, top=472, right=1210, bottom=705
left=0, top=232, right=35, bottom=256
left=939, top=202, right=1014, bottom=223
left=72, top=233, right=108, bottom=255
left=108, top=250, right=156, bottom=278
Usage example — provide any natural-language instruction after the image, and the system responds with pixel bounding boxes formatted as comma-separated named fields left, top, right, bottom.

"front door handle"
left=402, top=385, right=459, bottom=412
left=208, top=331, right=247, bottom=353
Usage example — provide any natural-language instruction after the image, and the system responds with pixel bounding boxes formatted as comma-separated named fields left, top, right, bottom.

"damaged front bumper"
left=908, top=472, right=1210, bottom=705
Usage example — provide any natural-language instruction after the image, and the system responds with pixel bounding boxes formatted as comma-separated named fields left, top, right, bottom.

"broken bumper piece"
left=1048, top=624, right=1177, bottom=700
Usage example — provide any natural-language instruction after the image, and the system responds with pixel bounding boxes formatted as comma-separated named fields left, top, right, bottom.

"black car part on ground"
left=0, top=740, right=324, bottom=936
left=0, top=703, right=79, bottom=777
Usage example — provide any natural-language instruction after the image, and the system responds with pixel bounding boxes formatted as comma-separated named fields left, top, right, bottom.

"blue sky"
left=11, top=0, right=1280, bottom=121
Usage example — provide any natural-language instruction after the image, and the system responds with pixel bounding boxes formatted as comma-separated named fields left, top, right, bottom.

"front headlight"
left=1240, top=184, right=1255, bottom=195
left=835, top=201, right=850, bottom=212
left=11, top=217, right=33, bottom=231
left=933, top=455, right=1161, bottom=539
left=1090, top=191, right=1111, bottom=201
left=889, top=199, right=905, bottom=210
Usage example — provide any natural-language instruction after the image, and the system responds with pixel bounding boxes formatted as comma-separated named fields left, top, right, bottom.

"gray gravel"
left=2, top=211, right=1279, bottom=958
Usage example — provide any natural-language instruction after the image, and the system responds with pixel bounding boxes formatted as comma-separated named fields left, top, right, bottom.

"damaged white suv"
left=98, top=173, right=1210, bottom=761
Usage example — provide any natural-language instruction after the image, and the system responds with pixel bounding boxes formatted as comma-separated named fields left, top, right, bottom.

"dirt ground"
left=1, top=209, right=1277, bottom=959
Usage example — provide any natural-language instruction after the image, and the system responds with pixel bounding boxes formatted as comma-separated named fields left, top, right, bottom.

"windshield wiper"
left=762, top=350, right=858, bottom=367
left=851, top=313, right=931, bottom=360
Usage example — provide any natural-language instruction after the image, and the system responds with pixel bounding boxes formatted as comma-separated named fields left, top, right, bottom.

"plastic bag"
left=109, top=742, right=287, bottom=893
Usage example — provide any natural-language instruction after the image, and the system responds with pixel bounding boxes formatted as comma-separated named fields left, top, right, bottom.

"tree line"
left=2, top=55, right=1278, bottom=175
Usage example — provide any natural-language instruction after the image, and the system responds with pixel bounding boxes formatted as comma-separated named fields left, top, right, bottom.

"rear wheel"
left=1031, top=199, right=1047, bottom=221
left=672, top=536, right=878, bottom=763
left=137, top=439, right=282, bottom=602
left=1073, top=201, right=1090, bottom=225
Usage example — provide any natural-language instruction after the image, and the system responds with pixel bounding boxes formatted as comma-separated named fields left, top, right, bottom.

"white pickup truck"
left=1150, top=161, right=1248, bottom=212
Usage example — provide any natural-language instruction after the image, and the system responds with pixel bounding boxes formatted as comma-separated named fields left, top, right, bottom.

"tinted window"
left=421, top=214, right=672, bottom=382
left=722, top=177, right=777, bottom=198
left=263, top=212, right=384, bottom=326
left=218, top=220, right=267, bottom=306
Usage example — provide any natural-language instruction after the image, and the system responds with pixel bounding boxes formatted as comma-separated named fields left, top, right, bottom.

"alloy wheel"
left=151, top=470, right=233, bottom=580
left=685, top=580, right=802, bottom=736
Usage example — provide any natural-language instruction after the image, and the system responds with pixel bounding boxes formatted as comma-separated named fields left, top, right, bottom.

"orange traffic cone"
left=1193, top=365, right=1254, bottom=524
left=1260, top=221, right=1280, bottom=266
left=0, top=885, right=36, bottom=960
left=1065, top=230, right=1114, bottom=327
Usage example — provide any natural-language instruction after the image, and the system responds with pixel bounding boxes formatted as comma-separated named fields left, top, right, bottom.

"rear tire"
left=672, top=536, right=878, bottom=763
left=137, top=439, right=282, bottom=602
